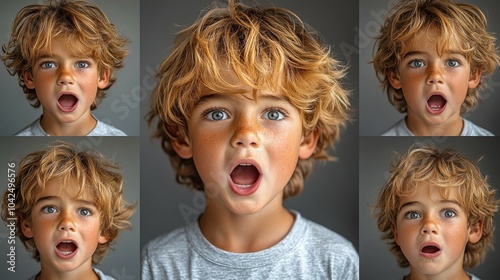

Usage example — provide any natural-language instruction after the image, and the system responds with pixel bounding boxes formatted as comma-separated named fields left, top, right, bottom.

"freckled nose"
left=426, top=64, right=444, bottom=84
left=58, top=212, right=76, bottom=232
left=57, top=66, right=74, bottom=85
left=421, top=217, right=438, bottom=235
left=231, top=117, right=260, bottom=148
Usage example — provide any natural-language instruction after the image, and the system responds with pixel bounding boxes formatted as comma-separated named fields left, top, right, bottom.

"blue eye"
left=79, top=208, right=92, bottom=216
left=442, top=209, right=456, bottom=218
left=42, top=206, right=57, bottom=214
left=446, top=60, right=460, bottom=67
left=76, top=61, right=90, bottom=68
left=404, top=211, right=421, bottom=220
left=264, top=109, right=285, bottom=121
left=205, top=109, right=228, bottom=121
left=408, top=60, right=425, bottom=68
left=40, top=61, right=56, bottom=69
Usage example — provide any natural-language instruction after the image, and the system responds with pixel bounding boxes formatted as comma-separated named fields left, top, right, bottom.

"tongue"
left=57, top=242, right=77, bottom=252
left=231, top=165, right=259, bottom=185
left=58, top=95, right=77, bottom=108
left=427, top=95, right=446, bottom=110
left=422, top=246, right=439, bottom=254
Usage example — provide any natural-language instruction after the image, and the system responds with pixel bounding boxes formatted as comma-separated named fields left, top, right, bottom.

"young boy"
left=143, top=0, right=358, bottom=279
left=1, top=141, right=136, bottom=280
left=373, top=0, right=500, bottom=136
left=2, top=0, right=128, bottom=136
left=373, top=145, right=498, bottom=280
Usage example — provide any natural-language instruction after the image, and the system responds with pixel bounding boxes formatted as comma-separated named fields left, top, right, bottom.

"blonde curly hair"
left=374, top=144, right=498, bottom=268
left=148, top=0, right=351, bottom=198
left=1, top=141, right=136, bottom=264
left=373, top=0, right=500, bottom=114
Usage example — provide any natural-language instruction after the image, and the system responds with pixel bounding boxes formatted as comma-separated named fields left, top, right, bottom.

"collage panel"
left=0, top=137, right=140, bottom=279
left=360, top=137, right=500, bottom=279
left=0, top=0, right=140, bottom=136
left=359, top=0, right=500, bottom=136
left=140, top=0, right=359, bottom=278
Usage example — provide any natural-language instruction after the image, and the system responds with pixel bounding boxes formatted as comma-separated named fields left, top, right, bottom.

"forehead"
left=398, top=183, right=460, bottom=205
left=402, top=28, right=462, bottom=54
left=37, top=35, right=91, bottom=58
left=35, top=178, right=95, bottom=202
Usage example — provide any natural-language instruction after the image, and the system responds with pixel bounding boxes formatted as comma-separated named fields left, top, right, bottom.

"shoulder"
left=381, top=118, right=412, bottom=136
left=89, top=118, right=127, bottom=136
left=15, top=117, right=46, bottom=136
left=301, top=217, right=358, bottom=258
left=468, top=273, right=482, bottom=280
left=294, top=215, right=359, bottom=278
left=461, top=119, right=494, bottom=136
left=142, top=226, right=189, bottom=260
left=93, top=267, right=117, bottom=280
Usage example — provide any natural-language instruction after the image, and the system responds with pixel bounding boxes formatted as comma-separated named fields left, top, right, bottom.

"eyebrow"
left=34, top=196, right=96, bottom=207
left=194, top=93, right=291, bottom=107
left=398, top=199, right=462, bottom=212
left=403, top=50, right=465, bottom=59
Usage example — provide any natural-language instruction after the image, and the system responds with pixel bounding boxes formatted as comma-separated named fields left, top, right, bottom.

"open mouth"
left=426, top=94, right=446, bottom=114
left=229, top=163, right=261, bottom=196
left=55, top=240, right=78, bottom=258
left=57, top=93, right=78, bottom=112
left=419, top=244, right=441, bottom=258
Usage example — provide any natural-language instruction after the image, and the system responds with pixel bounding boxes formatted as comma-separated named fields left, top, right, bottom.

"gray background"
left=0, top=0, right=140, bottom=136
left=0, top=137, right=140, bottom=279
left=359, top=0, right=500, bottom=135
left=140, top=0, right=359, bottom=253
left=360, top=137, right=500, bottom=279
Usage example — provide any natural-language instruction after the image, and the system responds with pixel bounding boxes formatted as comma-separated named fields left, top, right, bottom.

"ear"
left=298, top=129, right=319, bottom=159
left=169, top=125, right=193, bottom=159
left=468, top=219, right=483, bottom=244
left=97, top=68, right=111, bottom=89
left=98, top=232, right=109, bottom=244
left=22, top=70, right=35, bottom=89
left=388, top=70, right=402, bottom=90
left=21, top=216, right=34, bottom=238
left=468, top=68, right=482, bottom=89
left=391, top=225, right=400, bottom=245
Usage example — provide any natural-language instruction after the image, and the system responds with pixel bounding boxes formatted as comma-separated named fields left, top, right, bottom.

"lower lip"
left=426, top=102, right=446, bottom=115
left=229, top=176, right=261, bottom=196
left=419, top=250, right=441, bottom=259
left=57, top=101, right=78, bottom=113
left=55, top=247, right=78, bottom=259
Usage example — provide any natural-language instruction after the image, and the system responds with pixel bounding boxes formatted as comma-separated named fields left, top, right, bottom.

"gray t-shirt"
left=381, top=118, right=493, bottom=136
left=141, top=211, right=359, bottom=280
left=27, top=268, right=116, bottom=280
left=15, top=115, right=126, bottom=136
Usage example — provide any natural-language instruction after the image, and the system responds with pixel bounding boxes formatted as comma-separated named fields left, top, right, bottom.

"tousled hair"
left=0, top=141, right=136, bottom=264
left=373, top=0, right=500, bottom=114
left=148, top=0, right=350, bottom=198
left=1, top=0, right=128, bottom=109
left=373, top=144, right=498, bottom=268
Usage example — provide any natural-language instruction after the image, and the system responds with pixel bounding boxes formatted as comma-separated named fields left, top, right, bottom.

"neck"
left=406, top=266, right=471, bottom=280
left=40, top=111, right=96, bottom=136
left=37, top=264, right=98, bottom=280
left=406, top=115, right=463, bottom=136
left=199, top=199, right=294, bottom=253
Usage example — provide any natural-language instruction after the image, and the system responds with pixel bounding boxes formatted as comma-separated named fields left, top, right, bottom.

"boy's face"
left=393, top=184, right=482, bottom=278
left=22, top=37, right=110, bottom=126
left=172, top=84, right=318, bottom=216
left=21, top=179, right=108, bottom=274
left=388, top=29, right=481, bottom=132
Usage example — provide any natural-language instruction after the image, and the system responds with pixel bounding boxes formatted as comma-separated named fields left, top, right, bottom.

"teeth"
left=239, top=163, right=252, bottom=166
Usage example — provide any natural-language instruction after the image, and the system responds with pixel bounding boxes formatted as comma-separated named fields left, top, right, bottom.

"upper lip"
left=229, top=158, right=263, bottom=175
left=426, top=91, right=447, bottom=101
left=57, top=91, right=78, bottom=99
left=55, top=238, right=79, bottom=248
